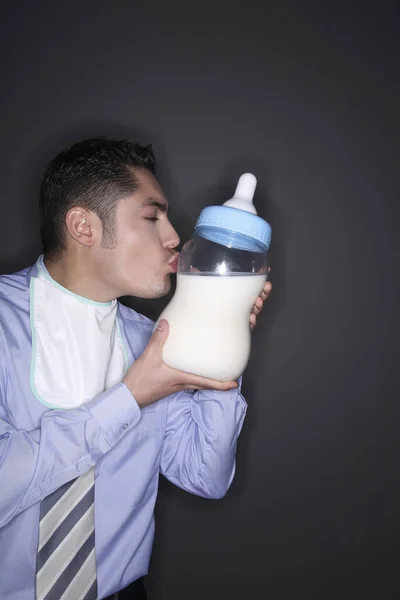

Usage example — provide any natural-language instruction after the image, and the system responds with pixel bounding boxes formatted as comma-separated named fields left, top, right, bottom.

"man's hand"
left=123, top=320, right=238, bottom=408
left=250, top=268, right=272, bottom=331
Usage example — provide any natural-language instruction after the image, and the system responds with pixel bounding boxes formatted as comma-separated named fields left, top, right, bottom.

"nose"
left=164, top=221, right=180, bottom=250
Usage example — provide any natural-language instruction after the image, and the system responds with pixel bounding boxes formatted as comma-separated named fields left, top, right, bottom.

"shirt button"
left=122, top=422, right=129, bottom=430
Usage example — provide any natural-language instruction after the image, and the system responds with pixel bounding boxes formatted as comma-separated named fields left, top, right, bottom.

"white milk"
left=156, top=273, right=267, bottom=381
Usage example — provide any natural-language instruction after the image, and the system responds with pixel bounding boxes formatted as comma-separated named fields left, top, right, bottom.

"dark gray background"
left=0, top=1, right=398, bottom=598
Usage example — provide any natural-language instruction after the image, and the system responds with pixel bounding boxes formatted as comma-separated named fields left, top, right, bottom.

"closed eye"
left=145, top=217, right=159, bottom=222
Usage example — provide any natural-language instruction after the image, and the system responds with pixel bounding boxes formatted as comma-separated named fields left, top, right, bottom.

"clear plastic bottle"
left=155, top=173, right=272, bottom=381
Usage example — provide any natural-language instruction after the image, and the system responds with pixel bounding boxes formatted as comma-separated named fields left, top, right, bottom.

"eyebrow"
left=139, top=197, right=170, bottom=214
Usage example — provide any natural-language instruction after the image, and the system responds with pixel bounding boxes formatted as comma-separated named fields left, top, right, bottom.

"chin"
left=152, top=278, right=172, bottom=298
left=127, top=276, right=172, bottom=299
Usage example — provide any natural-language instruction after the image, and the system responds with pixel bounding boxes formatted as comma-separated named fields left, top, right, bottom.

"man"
left=0, top=138, right=272, bottom=599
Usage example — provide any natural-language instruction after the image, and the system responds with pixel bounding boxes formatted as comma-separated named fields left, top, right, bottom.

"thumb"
left=151, top=319, right=169, bottom=346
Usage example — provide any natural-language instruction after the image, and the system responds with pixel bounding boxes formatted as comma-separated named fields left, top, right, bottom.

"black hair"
left=39, top=137, right=156, bottom=258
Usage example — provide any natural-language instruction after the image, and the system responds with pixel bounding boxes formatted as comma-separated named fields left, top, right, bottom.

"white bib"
left=30, top=263, right=128, bottom=409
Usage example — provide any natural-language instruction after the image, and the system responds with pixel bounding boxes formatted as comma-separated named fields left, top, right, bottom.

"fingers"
left=181, top=372, right=238, bottom=391
left=250, top=296, right=264, bottom=318
left=262, top=281, right=272, bottom=299
left=250, top=278, right=272, bottom=330
left=253, top=297, right=263, bottom=314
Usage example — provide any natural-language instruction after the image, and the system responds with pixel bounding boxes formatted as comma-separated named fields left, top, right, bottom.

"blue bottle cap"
left=195, top=173, right=271, bottom=250
left=195, top=206, right=271, bottom=250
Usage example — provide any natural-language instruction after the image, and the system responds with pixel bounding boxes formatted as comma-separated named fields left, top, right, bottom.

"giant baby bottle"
left=155, top=173, right=272, bottom=381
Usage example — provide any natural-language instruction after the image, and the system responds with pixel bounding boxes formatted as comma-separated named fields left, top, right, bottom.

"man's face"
left=95, top=168, right=180, bottom=299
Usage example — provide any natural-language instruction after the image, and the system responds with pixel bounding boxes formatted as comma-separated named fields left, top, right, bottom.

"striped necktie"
left=36, top=467, right=98, bottom=600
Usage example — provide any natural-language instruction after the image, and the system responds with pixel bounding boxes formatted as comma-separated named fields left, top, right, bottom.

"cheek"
left=118, top=230, right=162, bottom=265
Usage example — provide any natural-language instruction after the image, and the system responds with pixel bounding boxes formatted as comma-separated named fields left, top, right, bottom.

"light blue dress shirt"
left=0, top=257, right=247, bottom=599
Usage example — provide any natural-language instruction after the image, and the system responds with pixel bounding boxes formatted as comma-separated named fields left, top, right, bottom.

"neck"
left=43, top=252, right=117, bottom=303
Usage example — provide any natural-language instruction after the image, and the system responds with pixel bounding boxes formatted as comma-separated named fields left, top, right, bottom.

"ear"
left=65, top=207, right=100, bottom=248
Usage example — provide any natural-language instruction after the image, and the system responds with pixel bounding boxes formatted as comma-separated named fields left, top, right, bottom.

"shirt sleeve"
left=160, top=378, right=247, bottom=499
left=0, top=368, right=141, bottom=527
